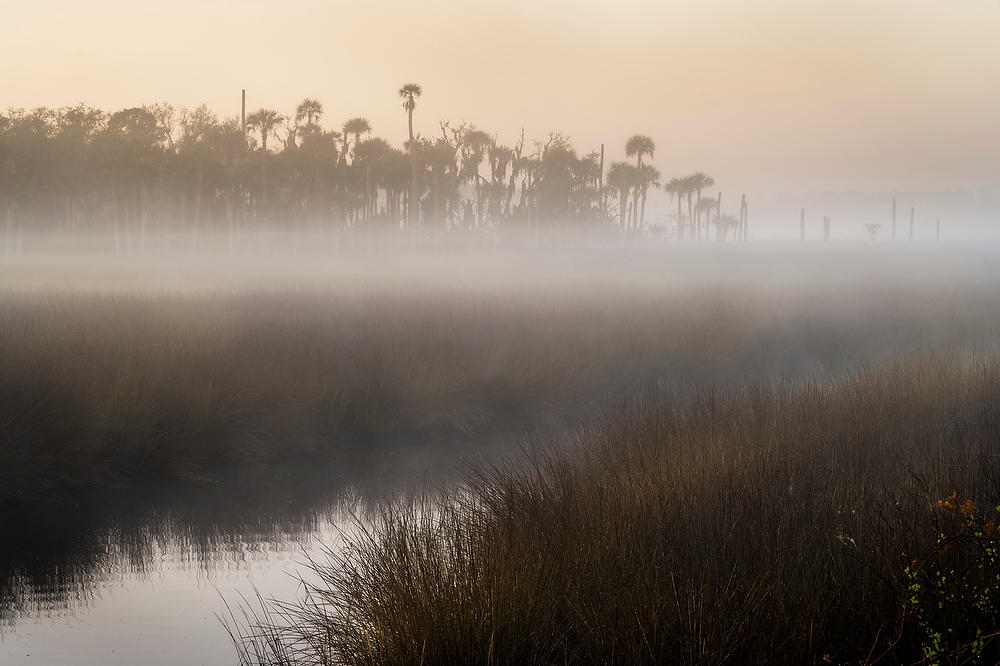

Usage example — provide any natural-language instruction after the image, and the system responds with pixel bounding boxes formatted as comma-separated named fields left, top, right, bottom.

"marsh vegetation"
left=231, top=355, right=1000, bottom=665
left=2, top=246, right=999, bottom=664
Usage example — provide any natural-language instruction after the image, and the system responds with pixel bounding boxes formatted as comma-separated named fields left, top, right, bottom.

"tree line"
left=0, top=84, right=745, bottom=251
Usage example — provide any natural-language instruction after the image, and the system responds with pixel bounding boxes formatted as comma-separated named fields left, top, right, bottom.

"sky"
left=3, top=0, right=1000, bottom=204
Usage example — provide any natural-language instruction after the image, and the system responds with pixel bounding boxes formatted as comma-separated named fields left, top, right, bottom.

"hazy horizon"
left=5, top=0, right=999, bottom=199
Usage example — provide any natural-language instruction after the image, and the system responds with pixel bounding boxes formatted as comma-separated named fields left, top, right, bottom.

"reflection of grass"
left=231, top=356, right=1000, bottom=665
left=1, top=283, right=998, bottom=509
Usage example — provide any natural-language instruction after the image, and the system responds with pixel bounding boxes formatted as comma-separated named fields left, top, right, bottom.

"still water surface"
left=0, top=461, right=437, bottom=665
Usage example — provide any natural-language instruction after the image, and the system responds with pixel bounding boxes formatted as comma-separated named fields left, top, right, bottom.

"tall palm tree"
left=664, top=177, right=685, bottom=239
left=294, top=99, right=324, bottom=147
left=342, top=117, right=372, bottom=162
left=245, top=109, right=283, bottom=152
left=398, top=83, right=422, bottom=227
left=696, top=195, right=717, bottom=240
left=606, top=162, right=636, bottom=231
left=681, top=175, right=697, bottom=240
left=687, top=172, right=714, bottom=240
left=625, top=135, right=655, bottom=231
left=638, top=164, right=660, bottom=232
left=625, top=134, right=655, bottom=168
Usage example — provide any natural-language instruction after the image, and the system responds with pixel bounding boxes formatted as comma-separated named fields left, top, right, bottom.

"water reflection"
left=0, top=442, right=478, bottom=629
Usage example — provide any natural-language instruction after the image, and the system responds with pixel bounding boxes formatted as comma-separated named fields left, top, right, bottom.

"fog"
left=4, top=228, right=1000, bottom=292
left=4, top=0, right=1000, bottom=658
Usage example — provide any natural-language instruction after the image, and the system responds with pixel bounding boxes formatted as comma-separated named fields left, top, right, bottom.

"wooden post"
left=823, top=216, right=830, bottom=241
left=909, top=206, right=914, bottom=241
left=936, top=218, right=940, bottom=241
left=892, top=197, right=896, bottom=241
left=800, top=208, right=805, bottom=241
left=241, top=89, right=247, bottom=146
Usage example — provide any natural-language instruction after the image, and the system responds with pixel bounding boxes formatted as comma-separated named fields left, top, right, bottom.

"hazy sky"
left=4, top=0, right=999, bottom=195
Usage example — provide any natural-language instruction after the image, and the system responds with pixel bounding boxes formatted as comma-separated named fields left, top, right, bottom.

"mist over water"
left=2, top=233, right=1000, bottom=664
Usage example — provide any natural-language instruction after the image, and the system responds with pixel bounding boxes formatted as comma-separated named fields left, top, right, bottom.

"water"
left=0, top=462, right=426, bottom=665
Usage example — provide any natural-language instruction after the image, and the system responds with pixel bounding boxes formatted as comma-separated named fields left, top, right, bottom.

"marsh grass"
left=2, top=282, right=999, bottom=507
left=230, top=355, right=1000, bottom=665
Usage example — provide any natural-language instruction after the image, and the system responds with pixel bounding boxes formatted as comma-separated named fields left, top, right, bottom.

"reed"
left=230, top=354, right=1000, bottom=665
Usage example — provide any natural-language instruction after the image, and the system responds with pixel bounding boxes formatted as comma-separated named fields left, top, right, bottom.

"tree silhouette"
left=686, top=172, right=714, bottom=240
left=398, top=83, right=422, bottom=227
left=342, top=117, right=372, bottom=163
left=638, top=164, right=660, bottom=231
left=245, top=109, right=283, bottom=153
left=0, top=97, right=732, bottom=246
left=354, top=138, right=390, bottom=222
left=696, top=195, right=717, bottom=240
left=607, top=162, right=636, bottom=231
left=460, top=129, right=492, bottom=228
left=295, top=99, right=323, bottom=126
left=664, top=178, right=685, bottom=239
left=624, top=135, right=654, bottom=231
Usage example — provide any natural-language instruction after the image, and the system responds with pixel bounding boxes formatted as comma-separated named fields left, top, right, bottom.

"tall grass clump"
left=231, top=355, right=1000, bottom=665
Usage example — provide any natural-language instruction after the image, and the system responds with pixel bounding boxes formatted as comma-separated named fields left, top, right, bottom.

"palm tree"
left=687, top=172, right=714, bottom=240
left=294, top=99, right=324, bottom=147
left=245, top=109, right=283, bottom=152
left=679, top=176, right=696, bottom=240
left=341, top=117, right=372, bottom=163
left=354, top=138, right=390, bottom=221
left=624, top=135, right=655, bottom=231
left=696, top=196, right=717, bottom=240
left=398, top=83, right=422, bottom=227
left=295, top=99, right=323, bottom=126
left=638, top=164, right=660, bottom=232
left=664, top=178, right=685, bottom=239
left=606, top=162, right=636, bottom=231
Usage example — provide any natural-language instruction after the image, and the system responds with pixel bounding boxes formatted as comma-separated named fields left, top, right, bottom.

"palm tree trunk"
left=676, top=196, right=683, bottom=240
left=695, top=189, right=702, bottom=241
left=686, top=194, right=693, bottom=241
left=619, top=189, right=627, bottom=230
left=408, top=109, right=417, bottom=229
left=640, top=187, right=648, bottom=232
